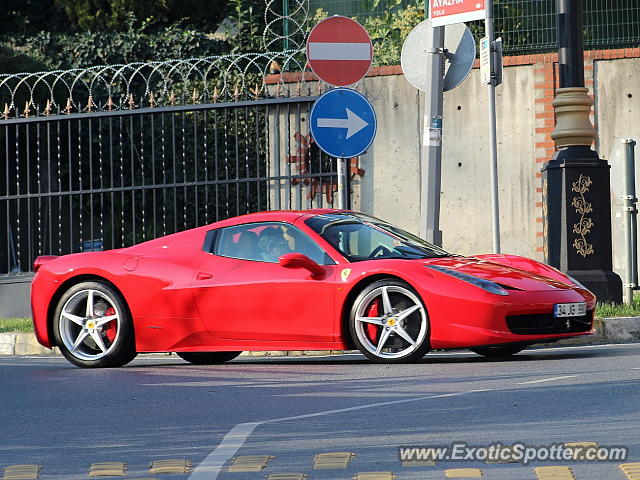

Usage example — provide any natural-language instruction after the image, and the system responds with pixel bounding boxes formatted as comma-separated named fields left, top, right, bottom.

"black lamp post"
left=542, top=0, right=622, bottom=302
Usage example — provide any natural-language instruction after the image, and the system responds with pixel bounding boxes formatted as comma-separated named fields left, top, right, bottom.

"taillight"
left=33, top=255, right=58, bottom=273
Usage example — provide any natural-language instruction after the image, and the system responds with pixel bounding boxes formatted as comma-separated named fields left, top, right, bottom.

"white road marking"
left=308, top=42, right=371, bottom=61
left=187, top=422, right=261, bottom=480
left=429, top=343, right=640, bottom=356
left=531, top=342, right=639, bottom=351
left=517, top=375, right=577, bottom=385
left=187, top=389, right=493, bottom=480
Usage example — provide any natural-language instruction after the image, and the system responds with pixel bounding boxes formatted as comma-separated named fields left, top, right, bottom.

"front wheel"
left=349, top=279, right=430, bottom=363
left=177, top=352, right=242, bottom=365
left=52, top=281, right=137, bottom=368
left=470, top=344, right=526, bottom=358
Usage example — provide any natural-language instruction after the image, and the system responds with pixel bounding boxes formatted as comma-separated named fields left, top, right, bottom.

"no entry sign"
left=429, top=0, right=486, bottom=27
left=306, top=16, right=373, bottom=87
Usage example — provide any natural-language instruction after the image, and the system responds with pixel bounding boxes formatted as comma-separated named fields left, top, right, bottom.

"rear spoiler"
left=33, top=255, right=59, bottom=273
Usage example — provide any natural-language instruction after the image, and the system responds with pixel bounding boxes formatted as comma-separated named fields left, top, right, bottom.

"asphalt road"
left=1, top=344, right=639, bottom=480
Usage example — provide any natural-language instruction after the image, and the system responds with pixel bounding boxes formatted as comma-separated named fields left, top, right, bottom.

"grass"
left=0, top=318, right=33, bottom=333
left=0, top=296, right=639, bottom=334
left=595, top=295, right=640, bottom=318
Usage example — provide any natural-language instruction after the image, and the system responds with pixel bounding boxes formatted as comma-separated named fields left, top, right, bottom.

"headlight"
left=427, top=265, right=508, bottom=296
left=565, top=274, right=588, bottom=290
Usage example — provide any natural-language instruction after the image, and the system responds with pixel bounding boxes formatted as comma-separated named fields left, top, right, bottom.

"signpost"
left=306, top=17, right=376, bottom=210
left=400, top=19, right=475, bottom=245
left=306, top=16, right=373, bottom=87
left=401, top=20, right=476, bottom=94
left=310, top=88, right=377, bottom=209
left=484, top=0, right=502, bottom=253
left=430, top=0, right=486, bottom=27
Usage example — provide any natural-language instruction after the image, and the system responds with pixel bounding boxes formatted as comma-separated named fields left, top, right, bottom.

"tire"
left=52, top=281, right=137, bottom=368
left=349, top=279, right=430, bottom=363
left=177, top=352, right=242, bottom=365
left=470, top=344, right=526, bottom=358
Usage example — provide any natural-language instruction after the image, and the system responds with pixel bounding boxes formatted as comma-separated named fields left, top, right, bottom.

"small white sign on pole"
left=479, top=36, right=491, bottom=85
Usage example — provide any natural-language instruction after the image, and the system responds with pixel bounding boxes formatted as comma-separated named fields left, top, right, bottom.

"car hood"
left=424, top=257, right=573, bottom=292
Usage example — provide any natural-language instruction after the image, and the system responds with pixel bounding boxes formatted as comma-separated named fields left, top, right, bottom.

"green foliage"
left=0, top=45, right=48, bottom=74
left=360, top=2, right=424, bottom=66
left=227, top=0, right=268, bottom=54
left=52, top=0, right=229, bottom=32
left=0, top=318, right=33, bottom=333
left=311, top=0, right=424, bottom=67
left=0, top=0, right=67, bottom=35
left=596, top=295, right=640, bottom=319
left=0, top=0, right=267, bottom=75
left=21, top=22, right=227, bottom=70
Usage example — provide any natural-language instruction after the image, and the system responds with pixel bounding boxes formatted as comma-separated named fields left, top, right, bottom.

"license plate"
left=553, top=302, right=586, bottom=317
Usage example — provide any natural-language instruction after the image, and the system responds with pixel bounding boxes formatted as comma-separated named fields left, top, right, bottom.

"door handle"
left=196, top=272, right=213, bottom=280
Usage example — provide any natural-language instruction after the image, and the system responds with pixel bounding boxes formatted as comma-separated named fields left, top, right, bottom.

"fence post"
left=621, top=138, right=638, bottom=305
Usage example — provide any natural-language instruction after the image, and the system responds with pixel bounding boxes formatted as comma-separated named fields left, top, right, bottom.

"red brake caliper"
left=103, top=307, right=117, bottom=342
left=365, top=299, right=381, bottom=343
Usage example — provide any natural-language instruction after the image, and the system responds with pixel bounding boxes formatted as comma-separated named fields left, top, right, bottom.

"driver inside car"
left=258, top=227, right=292, bottom=262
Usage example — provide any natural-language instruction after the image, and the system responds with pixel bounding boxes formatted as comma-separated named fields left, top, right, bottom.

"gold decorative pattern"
left=571, top=174, right=594, bottom=257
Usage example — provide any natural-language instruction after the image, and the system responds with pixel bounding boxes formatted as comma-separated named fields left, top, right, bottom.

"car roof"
left=123, top=209, right=353, bottom=253
left=209, top=209, right=348, bottom=228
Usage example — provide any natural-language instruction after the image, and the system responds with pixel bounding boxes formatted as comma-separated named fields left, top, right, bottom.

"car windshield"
left=305, top=212, right=453, bottom=262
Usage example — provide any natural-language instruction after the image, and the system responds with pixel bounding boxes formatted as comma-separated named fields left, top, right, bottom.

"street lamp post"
left=542, top=0, right=622, bottom=302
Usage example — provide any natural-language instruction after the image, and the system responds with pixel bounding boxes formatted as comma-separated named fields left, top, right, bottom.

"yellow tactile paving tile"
left=149, top=459, right=192, bottom=474
left=353, top=472, right=396, bottom=480
left=445, top=468, right=483, bottom=478
left=88, top=462, right=127, bottom=477
left=401, top=459, right=436, bottom=467
left=265, top=475, right=307, bottom=480
left=564, top=442, right=598, bottom=448
left=3, top=465, right=41, bottom=480
left=621, top=463, right=640, bottom=480
left=485, top=446, right=519, bottom=463
left=564, top=442, right=599, bottom=460
left=313, top=452, right=356, bottom=469
left=534, top=466, right=576, bottom=480
left=228, top=455, right=274, bottom=472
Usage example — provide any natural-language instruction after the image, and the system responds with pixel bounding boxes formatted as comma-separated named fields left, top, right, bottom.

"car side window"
left=211, top=222, right=334, bottom=265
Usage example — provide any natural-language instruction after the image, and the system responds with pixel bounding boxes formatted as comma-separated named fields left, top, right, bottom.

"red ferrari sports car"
left=31, top=210, right=596, bottom=368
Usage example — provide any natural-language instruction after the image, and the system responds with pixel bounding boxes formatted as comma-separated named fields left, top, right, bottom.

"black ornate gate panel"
left=0, top=96, right=340, bottom=276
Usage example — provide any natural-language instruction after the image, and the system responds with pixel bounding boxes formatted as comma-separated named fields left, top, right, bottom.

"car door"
left=192, top=221, right=338, bottom=342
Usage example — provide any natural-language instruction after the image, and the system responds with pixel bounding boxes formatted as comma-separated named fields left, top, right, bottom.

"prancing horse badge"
left=341, top=268, right=352, bottom=282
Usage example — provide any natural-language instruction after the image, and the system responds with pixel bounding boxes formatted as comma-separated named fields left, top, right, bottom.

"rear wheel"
left=349, top=279, right=430, bottom=363
left=470, top=344, right=526, bottom=358
left=177, top=352, right=242, bottom=365
left=52, top=281, right=137, bottom=368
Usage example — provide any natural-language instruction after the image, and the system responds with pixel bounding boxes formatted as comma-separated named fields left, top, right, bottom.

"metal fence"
left=0, top=48, right=355, bottom=278
left=0, top=85, right=345, bottom=276
left=309, top=0, right=415, bottom=18
left=311, top=0, right=640, bottom=55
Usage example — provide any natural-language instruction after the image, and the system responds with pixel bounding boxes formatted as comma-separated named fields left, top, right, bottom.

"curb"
left=0, top=332, right=60, bottom=356
left=1, top=317, right=639, bottom=356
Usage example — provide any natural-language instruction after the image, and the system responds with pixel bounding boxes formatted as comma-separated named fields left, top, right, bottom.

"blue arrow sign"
left=309, top=88, right=377, bottom=158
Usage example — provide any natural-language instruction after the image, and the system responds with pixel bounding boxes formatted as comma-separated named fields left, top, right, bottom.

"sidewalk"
left=1, top=317, right=639, bottom=356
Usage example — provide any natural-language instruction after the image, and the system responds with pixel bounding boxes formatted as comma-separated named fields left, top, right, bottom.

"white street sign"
left=480, top=36, right=491, bottom=85
left=430, top=0, right=486, bottom=27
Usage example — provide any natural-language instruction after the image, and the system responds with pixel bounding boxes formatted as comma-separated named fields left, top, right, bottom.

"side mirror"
left=278, top=253, right=325, bottom=279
